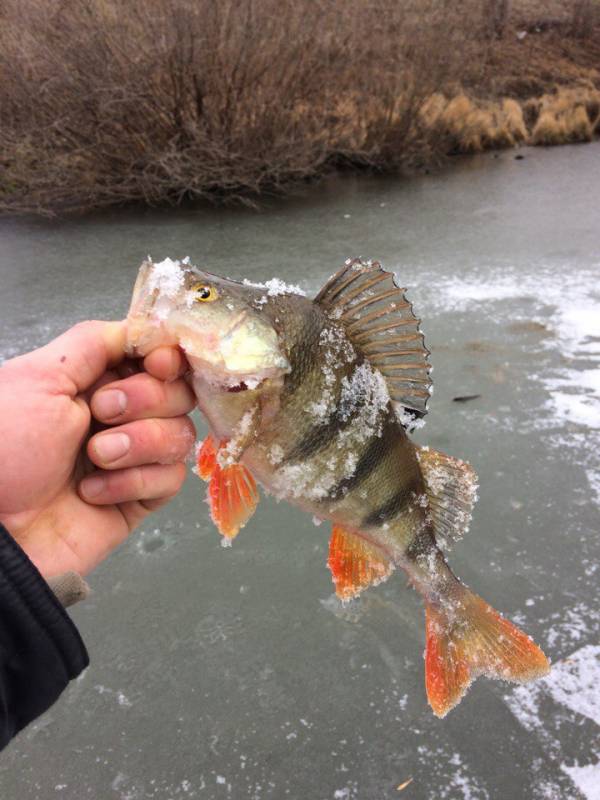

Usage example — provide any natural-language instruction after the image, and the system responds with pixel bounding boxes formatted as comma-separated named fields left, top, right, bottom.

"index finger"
left=143, top=346, right=189, bottom=382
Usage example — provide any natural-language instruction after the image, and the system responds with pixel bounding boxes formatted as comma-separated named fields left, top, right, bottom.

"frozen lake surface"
left=0, top=143, right=599, bottom=799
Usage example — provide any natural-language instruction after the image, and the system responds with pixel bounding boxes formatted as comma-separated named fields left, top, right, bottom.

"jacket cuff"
left=0, top=524, right=89, bottom=741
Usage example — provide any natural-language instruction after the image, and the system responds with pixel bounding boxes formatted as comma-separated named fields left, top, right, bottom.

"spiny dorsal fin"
left=315, top=258, right=432, bottom=419
left=416, top=447, right=479, bottom=547
left=327, top=524, right=395, bottom=600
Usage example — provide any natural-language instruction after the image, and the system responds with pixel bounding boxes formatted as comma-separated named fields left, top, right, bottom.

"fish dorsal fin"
left=315, top=258, right=432, bottom=419
left=417, top=447, right=479, bottom=547
left=327, top=524, right=394, bottom=600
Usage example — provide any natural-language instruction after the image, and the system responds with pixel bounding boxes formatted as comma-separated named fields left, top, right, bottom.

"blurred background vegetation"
left=1, top=0, right=599, bottom=215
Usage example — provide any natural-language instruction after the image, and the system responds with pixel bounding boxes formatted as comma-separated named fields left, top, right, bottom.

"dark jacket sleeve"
left=0, top=524, right=89, bottom=749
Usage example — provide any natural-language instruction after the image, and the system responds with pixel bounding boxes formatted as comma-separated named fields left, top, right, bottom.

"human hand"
left=0, top=321, right=196, bottom=578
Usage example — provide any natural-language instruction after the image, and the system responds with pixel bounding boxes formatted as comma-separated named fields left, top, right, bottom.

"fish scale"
left=127, top=255, right=550, bottom=718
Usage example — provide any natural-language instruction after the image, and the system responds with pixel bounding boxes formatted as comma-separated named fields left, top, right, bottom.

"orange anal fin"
left=425, top=591, right=550, bottom=718
left=208, top=461, right=259, bottom=542
left=327, top=524, right=394, bottom=600
left=196, top=434, right=220, bottom=481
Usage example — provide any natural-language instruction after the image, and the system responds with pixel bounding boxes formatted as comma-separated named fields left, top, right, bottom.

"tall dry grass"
left=419, top=84, right=600, bottom=151
left=530, top=85, right=600, bottom=144
left=0, top=0, right=489, bottom=214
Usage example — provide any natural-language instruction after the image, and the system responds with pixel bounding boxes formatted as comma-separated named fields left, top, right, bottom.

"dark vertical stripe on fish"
left=404, top=528, right=436, bottom=562
left=362, top=486, right=411, bottom=527
left=284, top=388, right=368, bottom=463
left=280, top=311, right=323, bottom=398
left=328, top=413, right=397, bottom=500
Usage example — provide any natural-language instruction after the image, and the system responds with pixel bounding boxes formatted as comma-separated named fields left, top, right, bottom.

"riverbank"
left=1, top=0, right=599, bottom=216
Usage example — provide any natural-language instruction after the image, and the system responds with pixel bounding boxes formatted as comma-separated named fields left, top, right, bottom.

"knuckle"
left=137, top=373, right=167, bottom=412
left=169, top=462, right=187, bottom=492
left=132, top=466, right=147, bottom=495
left=149, top=418, right=171, bottom=451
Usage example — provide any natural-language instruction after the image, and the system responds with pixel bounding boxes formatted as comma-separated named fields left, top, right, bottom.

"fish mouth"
left=223, top=375, right=268, bottom=393
left=227, top=381, right=250, bottom=393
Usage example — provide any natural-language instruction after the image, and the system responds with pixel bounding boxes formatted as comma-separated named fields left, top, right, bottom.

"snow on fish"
left=126, top=256, right=550, bottom=717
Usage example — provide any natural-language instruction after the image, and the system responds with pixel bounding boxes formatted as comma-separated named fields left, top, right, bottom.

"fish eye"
left=193, top=283, right=218, bottom=302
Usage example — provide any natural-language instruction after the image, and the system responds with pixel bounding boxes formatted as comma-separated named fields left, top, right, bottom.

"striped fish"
left=127, top=256, right=550, bottom=717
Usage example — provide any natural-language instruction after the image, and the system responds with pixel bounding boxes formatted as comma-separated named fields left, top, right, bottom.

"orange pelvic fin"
left=425, top=589, right=550, bottom=718
left=196, top=434, right=219, bottom=481
left=327, top=524, right=394, bottom=600
left=208, top=460, right=259, bottom=542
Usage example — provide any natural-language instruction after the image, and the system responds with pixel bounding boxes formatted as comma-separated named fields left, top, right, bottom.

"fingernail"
left=94, top=389, right=127, bottom=419
left=81, top=474, right=106, bottom=498
left=94, top=432, right=130, bottom=463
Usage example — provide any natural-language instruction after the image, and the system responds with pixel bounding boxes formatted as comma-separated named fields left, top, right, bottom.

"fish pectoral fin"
left=425, top=589, right=550, bottom=718
left=314, top=258, right=431, bottom=423
left=327, top=525, right=394, bottom=600
left=208, top=461, right=259, bottom=542
left=417, top=446, right=479, bottom=547
left=196, top=432, right=260, bottom=541
left=196, top=434, right=219, bottom=481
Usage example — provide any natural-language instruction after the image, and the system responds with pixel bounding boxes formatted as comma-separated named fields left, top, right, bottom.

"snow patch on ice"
left=505, top=645, right=600, bottom=798
left=506, top=645, right=600, bottom=730
left=419, top=264, right=600, bottom=504
left=560, top=763, right=600, bottom=800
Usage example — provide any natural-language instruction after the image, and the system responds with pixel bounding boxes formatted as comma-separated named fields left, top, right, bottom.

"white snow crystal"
left=148, top=257, right=186, bottom=298
left=268, top=444, right=284, bottom=465
left=242, top=277, right=306, bottom=296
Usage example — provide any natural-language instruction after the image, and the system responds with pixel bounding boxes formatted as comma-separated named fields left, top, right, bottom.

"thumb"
left=36, top=320, right=126, bottom=394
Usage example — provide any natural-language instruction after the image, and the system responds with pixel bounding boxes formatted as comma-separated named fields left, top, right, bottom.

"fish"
left=126, top=256, right=550, bottom=718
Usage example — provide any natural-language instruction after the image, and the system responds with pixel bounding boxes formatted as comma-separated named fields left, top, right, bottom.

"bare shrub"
left=570, top=0, right=599, bottom=37
left=0, top=0, right=484, bottom=214
left=484, top=0, right=510, bottom=39
left=0, top=0, right=598, bottom=215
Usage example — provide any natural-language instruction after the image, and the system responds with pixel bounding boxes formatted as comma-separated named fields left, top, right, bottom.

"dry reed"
left=530, top=86, right=599, bottom=144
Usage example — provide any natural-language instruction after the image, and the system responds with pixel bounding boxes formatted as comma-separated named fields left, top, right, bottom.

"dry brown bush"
left=0, top=0, right=485, bottom=214
left=0, top=0, right=598, bottom=215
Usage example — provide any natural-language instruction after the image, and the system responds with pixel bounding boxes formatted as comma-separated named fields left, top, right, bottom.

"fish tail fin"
left=425, top=588, right=550, bottom=718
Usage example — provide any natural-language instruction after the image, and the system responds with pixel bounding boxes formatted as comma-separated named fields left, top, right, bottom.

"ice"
left=506, top=645, right=600, bottom=731
left=423, top=263, right=600, bottom=511
left=544, top=368, right=600, bottom=428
